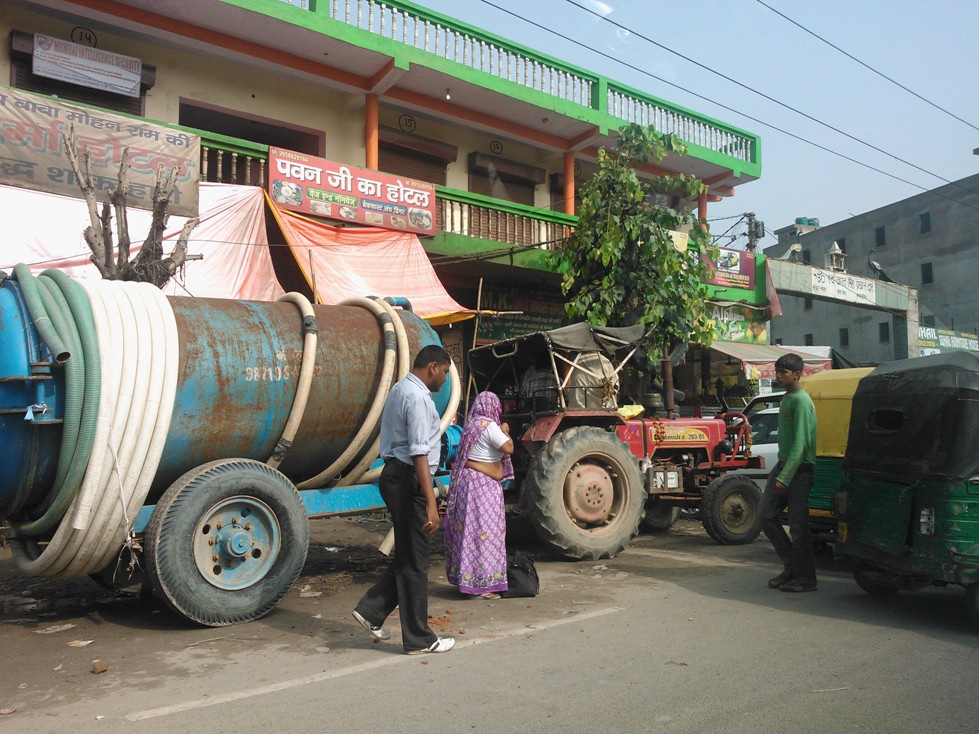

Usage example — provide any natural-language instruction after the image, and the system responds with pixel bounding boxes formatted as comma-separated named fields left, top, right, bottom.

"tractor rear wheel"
left=525, top=427, right=645, bottom=560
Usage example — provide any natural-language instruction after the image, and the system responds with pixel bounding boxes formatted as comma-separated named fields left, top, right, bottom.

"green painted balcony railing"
left=436, top=186, right=577, bottom=249
left=194, top=130, right=269, bottom=187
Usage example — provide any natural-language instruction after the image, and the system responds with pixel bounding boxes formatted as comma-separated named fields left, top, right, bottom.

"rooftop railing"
left=308, top=0, right=757, bottom=165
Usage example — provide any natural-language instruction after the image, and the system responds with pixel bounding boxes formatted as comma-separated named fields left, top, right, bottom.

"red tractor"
left=466, top=324, right=764, bottom=560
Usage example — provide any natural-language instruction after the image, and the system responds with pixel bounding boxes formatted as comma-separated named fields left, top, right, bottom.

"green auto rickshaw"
left=834, top=351, right=979, bottom=622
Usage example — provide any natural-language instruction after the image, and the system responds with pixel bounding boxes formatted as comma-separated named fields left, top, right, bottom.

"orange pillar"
left=563, top=151, right=575, bottom=216
left=365, top=93, right=379, bottom=170
left=698, top=190, right=708, bottom=230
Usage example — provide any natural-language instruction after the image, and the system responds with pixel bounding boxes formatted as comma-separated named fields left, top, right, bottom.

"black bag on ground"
left=501, top=550, right=540, bottom=598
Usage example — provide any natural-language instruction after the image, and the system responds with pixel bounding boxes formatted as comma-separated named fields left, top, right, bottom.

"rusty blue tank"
left=0, top=276, right=449, bottom=521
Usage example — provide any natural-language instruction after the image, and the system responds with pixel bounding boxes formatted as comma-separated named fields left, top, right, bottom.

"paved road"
left=2, top=519, right=976, bottom=733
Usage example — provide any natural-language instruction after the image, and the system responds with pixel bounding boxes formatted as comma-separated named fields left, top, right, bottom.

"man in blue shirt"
left=353, top=345, right=456, bottom=654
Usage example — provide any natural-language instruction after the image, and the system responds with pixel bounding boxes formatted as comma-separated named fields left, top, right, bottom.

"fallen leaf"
left=0, top=708, right=16, bottom=715
left=35, top=623, right=76, bottom=635
left=68, top=640, right=94, bottom=648
left=420, top=660, right=429, bottom=665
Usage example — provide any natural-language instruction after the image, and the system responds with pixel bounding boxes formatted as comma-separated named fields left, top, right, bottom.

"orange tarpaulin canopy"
left=271, top=200, right=474, bottom=325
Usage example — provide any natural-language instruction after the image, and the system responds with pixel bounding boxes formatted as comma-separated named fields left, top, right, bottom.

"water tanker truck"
left=0, top=265, right=459, bottom=626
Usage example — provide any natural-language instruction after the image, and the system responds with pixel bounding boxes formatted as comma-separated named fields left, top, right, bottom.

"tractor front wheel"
left=701, top=474, right=762, bottom=545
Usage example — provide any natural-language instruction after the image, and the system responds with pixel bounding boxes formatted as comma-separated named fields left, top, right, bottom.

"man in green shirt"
left=762, top=353, right=818, bottom=592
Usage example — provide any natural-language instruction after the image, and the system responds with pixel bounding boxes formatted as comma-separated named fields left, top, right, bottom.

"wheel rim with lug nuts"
left=193, top=495, right=281, bottom=590
left=564, top=462, right=617, bottom=525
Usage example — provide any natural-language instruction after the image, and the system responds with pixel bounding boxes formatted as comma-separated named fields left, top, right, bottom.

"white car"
left=737, top=406, right=780, bottom=490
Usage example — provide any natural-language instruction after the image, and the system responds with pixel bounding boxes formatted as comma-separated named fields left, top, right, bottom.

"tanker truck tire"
left=145, top=459, right=309, bottom=627
left=639, top=499, right=680, bottom=533
left=525, top=426, right=645, bottom=561
left=701, top=474, right=762, bottom=545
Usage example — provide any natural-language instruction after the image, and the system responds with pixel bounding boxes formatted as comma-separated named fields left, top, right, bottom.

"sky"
left=418, top=0, right=979, bottom=251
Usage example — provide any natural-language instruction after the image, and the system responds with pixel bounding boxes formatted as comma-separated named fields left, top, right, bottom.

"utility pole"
left=746, top=211, right=756, bottom=252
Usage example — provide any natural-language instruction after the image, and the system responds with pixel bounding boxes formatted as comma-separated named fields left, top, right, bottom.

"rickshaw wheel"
left=852, top=561, right=901, bottom=596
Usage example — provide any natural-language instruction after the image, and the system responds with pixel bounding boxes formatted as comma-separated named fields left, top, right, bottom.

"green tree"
left=551, top=123, right=718, bottom=365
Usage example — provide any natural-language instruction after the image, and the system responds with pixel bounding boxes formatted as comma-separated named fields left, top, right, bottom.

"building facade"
left=3, top=0, right=772, bottom=388
left=765, top=174, right=979, bottom=364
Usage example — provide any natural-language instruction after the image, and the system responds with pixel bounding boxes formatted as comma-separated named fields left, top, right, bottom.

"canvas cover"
left=269, top=201, right=473, bottom=325
left=467, top=323, right=645, bottom=402
left=843, top=351, right=979, bottom=478
left=0, top=182, right=283, bottom=301
left=802, top=367, right=873, bottom=458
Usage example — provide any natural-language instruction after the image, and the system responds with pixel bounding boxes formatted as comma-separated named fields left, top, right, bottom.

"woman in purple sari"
left=444, top=392, right=515, bottom=599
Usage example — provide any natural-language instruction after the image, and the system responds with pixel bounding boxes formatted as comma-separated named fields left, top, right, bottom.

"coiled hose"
left=9, top=277, right=179, bottom=578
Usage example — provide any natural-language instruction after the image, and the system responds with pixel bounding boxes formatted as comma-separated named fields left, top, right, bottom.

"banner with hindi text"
left=268, top=146, right=436, bottom=236
left=0, top=86, right=199, bottom=216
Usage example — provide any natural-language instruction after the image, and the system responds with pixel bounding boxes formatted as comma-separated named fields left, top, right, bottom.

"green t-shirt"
left=776, top=388, right=817, bottom=485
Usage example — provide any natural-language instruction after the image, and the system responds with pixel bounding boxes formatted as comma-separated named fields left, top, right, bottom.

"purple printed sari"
left=444, top=392, right=513, bottom=596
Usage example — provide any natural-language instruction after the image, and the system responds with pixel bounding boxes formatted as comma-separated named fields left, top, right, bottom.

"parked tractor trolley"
left=466, top=324, right=766, bottom=559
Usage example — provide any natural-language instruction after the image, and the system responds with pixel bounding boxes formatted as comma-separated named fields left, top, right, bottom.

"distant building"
left=764, top=174, right=979, bottom=364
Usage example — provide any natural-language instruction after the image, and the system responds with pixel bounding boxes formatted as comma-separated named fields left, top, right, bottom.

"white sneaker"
left=352, top=610, right=391, bottom=641
left=406, top=637, right=455, bottom=655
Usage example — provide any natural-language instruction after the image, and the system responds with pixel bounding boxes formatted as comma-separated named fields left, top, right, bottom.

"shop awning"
left=271, top=201, right=474, bottom=325
left=709, top=341, right=832, bottom=379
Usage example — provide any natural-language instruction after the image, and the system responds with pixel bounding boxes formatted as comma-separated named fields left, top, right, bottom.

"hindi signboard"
left=0, top=86, right=200, bottom=216
left=811, top=269, right=876, bottom=306
left=475, top=287, right=565, bottom=342
left=268, top=146, right=437, bottom=236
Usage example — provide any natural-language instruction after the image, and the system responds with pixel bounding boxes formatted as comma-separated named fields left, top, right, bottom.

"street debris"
left=91, top=659, right=108, bottom=674
left=34, top=623, right=76, bottom=634
left=68, top=639, right=94, bottom=648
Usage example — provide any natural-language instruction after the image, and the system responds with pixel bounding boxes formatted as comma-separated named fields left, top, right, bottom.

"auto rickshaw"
left=834, top=351, right=979, bottom=623
left=802, top=368, right=873, bottom=539
left=740, top=367, right=872, bottom=543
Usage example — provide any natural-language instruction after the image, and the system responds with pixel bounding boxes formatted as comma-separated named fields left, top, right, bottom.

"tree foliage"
left=550, top=123, right=718, bottom=362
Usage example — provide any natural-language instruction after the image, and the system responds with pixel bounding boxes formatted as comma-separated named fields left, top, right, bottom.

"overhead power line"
left=561, top=0, right=973, bottom=197
left=755, top=0, right=979, bottom=133
left=474, top=0, right=979, bottom=214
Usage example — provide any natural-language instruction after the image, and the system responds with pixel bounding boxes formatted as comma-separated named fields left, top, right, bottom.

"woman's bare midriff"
left=465, top=459, right=504, bottom=481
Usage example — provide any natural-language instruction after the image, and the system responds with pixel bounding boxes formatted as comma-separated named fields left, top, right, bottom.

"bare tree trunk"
left=62, top=125, right=201, bottom=289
